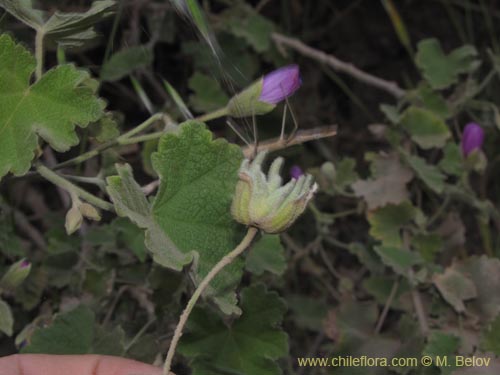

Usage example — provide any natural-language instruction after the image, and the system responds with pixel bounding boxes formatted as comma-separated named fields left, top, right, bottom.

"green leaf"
left=42, top=0, right=116, bottom=47
left=374, top=246, right=423, bottom=275
left=88, top=112, right=120, bottom=143
left=286, top=295, right=328, bottom=331
left=415, top=38, right=479, bottom=89
left=0, top=34, right=104, bottom=180
left=179, top=284, right=288, bottom=375
left=482, top=314, right=500, bottom=355
left=107, top=122, right=244, bottom=314
left=114, top=218, right=148, bottom=262
left=0, top=299, right=13, bottom=336
left=439, top=142, right=463, bottom=176
left=362, top=276, right=411, bottom=310
left=412, top=233, right=443, bottom=262
left=368, top=202, right=416, bottom=247
left=106, top=163, right=192, bottom=270
left=400, top=107, right=450, bottom=149
left=101, top=46, right=153, bottom=82
left=405, top=154, right=446, bottom=193
left=222, top=4, right=275, bottom=52
left=246, top=234, right=286, bottom=276
left=333, top=158, right=359, bottom=191
left=0, top=1, right=116, bottom=48
left=92, top=325, right=126, bottom=356
left=433, top=266, right=477, bottom=313
left=0, top=0, right=45, bottom=29
left=422, top=331, right=460, bottom=375
left=22, top=305, right=125, bottom=355
left=416, top=84, right=450, bottom=118
left=22, top=305, right=94, bottom=354
left=188, top=72, right=229, bottom=113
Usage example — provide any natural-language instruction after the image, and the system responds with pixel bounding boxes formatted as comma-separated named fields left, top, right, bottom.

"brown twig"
left=374, top=278, right=400, bottom=334
left=242, top=125, right=337, bottom=158
left=272, top=33, right=406, bottom=99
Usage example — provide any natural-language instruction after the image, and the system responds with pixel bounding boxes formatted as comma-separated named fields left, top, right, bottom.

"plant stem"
left=36, top=163, right=114, bottom=211
left=195, top=107, right=229, bottom=122
left=163, top=227, right=259, bottom=375
left=35, top=30, right=45, bottom=81
left=118, top=131, right=165, bottom=145
left=53, top=113, right=163, bottom=170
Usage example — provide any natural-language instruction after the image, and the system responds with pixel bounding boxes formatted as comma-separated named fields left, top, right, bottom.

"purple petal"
left=259, top=65, right=302, bottom=104
left=290, top=165, right=304, bottom=180
left=461, top=122, right=484, bottom=156
left=20, top=259, right=30, bottom=268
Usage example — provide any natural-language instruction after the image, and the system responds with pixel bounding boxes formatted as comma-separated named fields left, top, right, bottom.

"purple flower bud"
left=259, top=65, right=302, bottom=104
left=20, top=260, right=30, bottom=268
left=290, top=165, right=304, bottom=180
left=462, top=123, right=484, bottom=156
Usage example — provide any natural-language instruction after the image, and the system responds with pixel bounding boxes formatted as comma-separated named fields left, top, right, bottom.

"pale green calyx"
left=231, top=152, right=317, bottom=233
left=226, top=78, right=276, bottom=118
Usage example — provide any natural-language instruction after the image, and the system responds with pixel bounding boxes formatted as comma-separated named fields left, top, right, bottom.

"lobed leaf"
left=415, top=38, right=479, bottom=90
left=0, top=34, right=104, bottom=180
left=107, top=122, right=245, bottom=314
left=179, top=284, right=288, bottom=375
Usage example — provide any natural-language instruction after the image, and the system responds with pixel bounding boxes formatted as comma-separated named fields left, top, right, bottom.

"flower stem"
left=53, top=113, right=164, bottom=171
left=35, top=30, right=45, bottom=81
left=118, top=131, right=165, bottom=145
left=36, top=163, right=114, bottom=212
left=163, top=226, right=259, bottom=375
left=195, top=107, right=229, bottom=122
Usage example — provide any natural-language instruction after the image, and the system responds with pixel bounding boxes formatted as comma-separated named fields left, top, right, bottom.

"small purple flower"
left=259, top=65, right=302, bottom=104
left=462, top=123, right=484, bottom=156
left=290, top=165, right=304, bottom=180
left=20, top=259, right=30, bottom=269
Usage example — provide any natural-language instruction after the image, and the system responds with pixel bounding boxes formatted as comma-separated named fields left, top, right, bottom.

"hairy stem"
left=35, top=30, right=45, bottom=81
left=195, top=107, right=229, bottom=122
left=53, top=113, right=164, bottom=170
left=163, top=227, right=259, bottom=375
left=36, top=164, right=114, bottom=211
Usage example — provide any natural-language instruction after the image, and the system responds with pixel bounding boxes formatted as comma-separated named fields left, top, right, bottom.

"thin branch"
left=36, top=164, right=114, bottom=212
left=272, top=33, right=406, bottom=99
left=374, top=278, right=400, bottom=334
left=242, top=125, right=337, bottom=158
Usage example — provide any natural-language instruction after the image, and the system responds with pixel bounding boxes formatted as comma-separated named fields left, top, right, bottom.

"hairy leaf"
left=415, top=38, right=479, bottom=89
left=0, top=34, right=104, bottom=180
left=374, top=246, right=423, bottom=275
left=0, top=0, right=116, bottom=47
left=400, top=107, right=450, bottom=149
left=246, top=234, right=286, bottom=276
left=188, top=72, right=229, bottom=112
left=179, top=284, right=288, bottom=375
left=101, top=46, right=153, bottom=82
left=433, top=266, right=477, bottom=313
left=368, top=202, right=416, bottom=247
left=405, top=154, right=446, bottom=193
left=107, top=122, right=244, bottom=314
left=22, top=305, right=125, bottom=355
